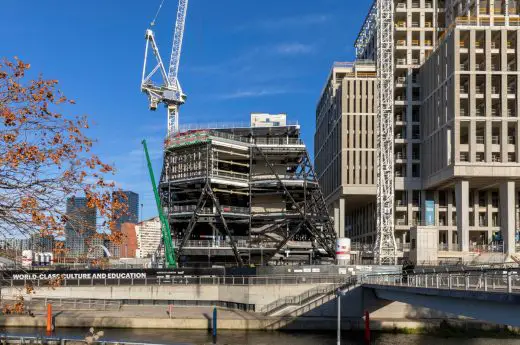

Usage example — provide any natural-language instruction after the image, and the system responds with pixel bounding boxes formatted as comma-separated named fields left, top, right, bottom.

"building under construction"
left=159, top=114, right=336, bottom=266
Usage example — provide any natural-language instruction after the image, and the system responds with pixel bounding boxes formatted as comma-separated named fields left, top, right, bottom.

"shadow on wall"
left=274, top=285, right=474, bottom=332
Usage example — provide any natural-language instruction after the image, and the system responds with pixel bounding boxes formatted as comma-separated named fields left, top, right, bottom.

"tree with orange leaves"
left=0, top=58, right=127, bottom=245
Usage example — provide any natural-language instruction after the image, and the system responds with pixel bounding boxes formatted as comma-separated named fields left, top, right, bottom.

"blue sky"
left=1, top=0, right=371, bottom=221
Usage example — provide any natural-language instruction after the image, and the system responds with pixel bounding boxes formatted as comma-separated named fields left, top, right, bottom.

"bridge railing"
left=362, top=269, right=520, bottom=293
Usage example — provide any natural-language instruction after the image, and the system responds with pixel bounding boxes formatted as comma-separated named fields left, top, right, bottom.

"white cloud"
left=236, top=14, right=331, bottom=31
left=274, top=43, right=314, bottom=55
left=215, top=88, right=292, bottom=100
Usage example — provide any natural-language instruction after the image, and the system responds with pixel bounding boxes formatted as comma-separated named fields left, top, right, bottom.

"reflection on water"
left=0, top=328, right=518, bottom=345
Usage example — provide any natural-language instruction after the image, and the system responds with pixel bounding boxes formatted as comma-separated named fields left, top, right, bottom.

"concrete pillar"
left=334, top=203, right=340, bottom=237
left=339, top=198, right=346, bottom=238
left=500, top=181, right=516, bottom=255
left=456, top=180, right=470, bottom=251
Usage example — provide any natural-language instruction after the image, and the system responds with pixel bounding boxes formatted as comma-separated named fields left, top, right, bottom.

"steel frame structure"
left=374, top=0, right=397, bottom=265
left=159, top=127, right=336, bottom=266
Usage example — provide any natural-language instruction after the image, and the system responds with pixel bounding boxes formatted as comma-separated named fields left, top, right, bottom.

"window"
left=411, top=239, right=416, bottom=250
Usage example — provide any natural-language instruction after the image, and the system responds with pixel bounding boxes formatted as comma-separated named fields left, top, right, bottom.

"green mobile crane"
left=142, top=139, right=177, bottom=268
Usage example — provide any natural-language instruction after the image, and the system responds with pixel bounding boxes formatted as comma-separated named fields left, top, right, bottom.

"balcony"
left=476, top=136, right=485, bottom=144
left=396, top=152, right=407, bottom=160
left=508, top=136, right=516, bottom=144
left=492, top=135, right=500, bottom=144
left=395, top=132, right=406, bottom=140
left=396, top=219, right=407, bottom=226
left=396, top=199, right=407, bottom=207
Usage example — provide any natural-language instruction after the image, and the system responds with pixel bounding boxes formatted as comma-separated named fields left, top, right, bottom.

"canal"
left=0, top=328, right=518, bottom=345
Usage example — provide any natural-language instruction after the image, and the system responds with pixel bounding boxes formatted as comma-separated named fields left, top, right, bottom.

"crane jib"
left=141, top=0, right=188, bottom=135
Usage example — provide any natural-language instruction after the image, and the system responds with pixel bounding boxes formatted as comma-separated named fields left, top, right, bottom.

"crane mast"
left=141, top=0, right=188, bottom=135
left=374, top=0, right=397, bottom=265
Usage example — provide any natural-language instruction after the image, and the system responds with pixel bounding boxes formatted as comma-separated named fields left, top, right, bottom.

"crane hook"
left=150, top=0, right=166, bottom=27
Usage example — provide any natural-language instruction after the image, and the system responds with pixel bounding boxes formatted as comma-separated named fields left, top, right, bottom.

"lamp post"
left=336, top=288, right=346, bottom=345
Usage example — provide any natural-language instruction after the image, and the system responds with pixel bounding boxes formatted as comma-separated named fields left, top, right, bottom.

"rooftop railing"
left=178, top=121, right=299, bottom=132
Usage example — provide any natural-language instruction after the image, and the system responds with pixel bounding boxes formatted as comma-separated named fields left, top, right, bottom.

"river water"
left=1, top=328, right=519, bottom=345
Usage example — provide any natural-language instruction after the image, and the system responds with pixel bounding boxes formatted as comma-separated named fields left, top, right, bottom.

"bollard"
left=212, top=307, right=217, bottom=344
left=364, top=310, right=370, bottom=344
left=169, top=304, right=173, bottom=319
left=46, top=303, right=53, bottom=334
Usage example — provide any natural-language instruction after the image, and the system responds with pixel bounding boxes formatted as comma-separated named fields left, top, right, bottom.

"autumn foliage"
left=0, top=58, right=126, bottom=243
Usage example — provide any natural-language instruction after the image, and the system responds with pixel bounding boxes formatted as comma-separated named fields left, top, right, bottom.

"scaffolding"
left=159, top=125, right=336, bottom=266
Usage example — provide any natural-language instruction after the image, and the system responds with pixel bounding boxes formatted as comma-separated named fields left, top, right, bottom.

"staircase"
left=260, top=283, right=342, bottom=316
left=511, top=253, right=520, bottom=264
left=263, top=277, right=358, bottom=330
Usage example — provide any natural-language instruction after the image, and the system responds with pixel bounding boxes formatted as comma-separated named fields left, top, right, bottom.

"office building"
left=135, top=217, right=161, bottom=259
left=113, top=191, right=139, bottom=229
left=121, top=222, right=138, bottom=258
left=315, top=0, right=520, bottom=261
left=65, top=197, right=97, bottom=256
left=31, top=233, right=55, bottom=252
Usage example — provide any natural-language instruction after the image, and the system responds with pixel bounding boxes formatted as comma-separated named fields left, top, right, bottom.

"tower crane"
left=141, top=0, right=188, bottom=136
left=374, top=0, right=397, bottom=264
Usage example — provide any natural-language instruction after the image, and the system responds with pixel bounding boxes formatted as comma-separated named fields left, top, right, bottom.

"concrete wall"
left=297, top=286, right=457, bottom=320
left=1, top=284, right=319, bottom=309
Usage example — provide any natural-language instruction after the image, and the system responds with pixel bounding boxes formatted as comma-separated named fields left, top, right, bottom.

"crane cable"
left=150, top=0, right=166, bottom=27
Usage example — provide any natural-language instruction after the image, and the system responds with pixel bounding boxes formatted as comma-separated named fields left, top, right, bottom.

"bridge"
left=361, top=268, right=520, bottom=326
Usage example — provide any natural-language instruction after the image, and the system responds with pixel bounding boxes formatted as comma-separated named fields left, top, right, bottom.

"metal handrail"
left=260, top=277, right=357, bottom=314
left=362, top=268, right=520, bottom=293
